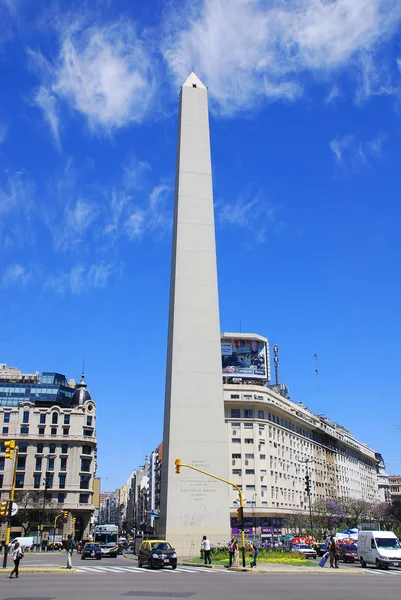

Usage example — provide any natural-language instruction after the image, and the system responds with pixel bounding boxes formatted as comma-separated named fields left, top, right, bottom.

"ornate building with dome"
left=0, top=364, right=97, bottom=544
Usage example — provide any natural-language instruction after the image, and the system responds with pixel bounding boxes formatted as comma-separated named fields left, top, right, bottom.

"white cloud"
left=217, top=189, right=279, bottom=243
left=329, top=132, right=385, bottom=167
left=163, top=0, right=401, bottom=115
left=45, top=195, right=99, bottom=252
left=29, top=20, right=155, bottom=141
left=0, top=170, right=35, bottom=249
left=45, top=261, right=117, bottom=294
left=1, top=263, right=33, bottom=287
left=125, top=208, right=145, bottom=239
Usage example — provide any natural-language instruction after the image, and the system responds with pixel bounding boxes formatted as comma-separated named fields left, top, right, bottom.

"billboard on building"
left=221, top=336, right=268, bottom=380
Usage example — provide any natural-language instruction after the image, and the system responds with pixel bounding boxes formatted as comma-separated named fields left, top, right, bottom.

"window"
left=245, top=469, right=255, bottom=475
left=34, top=474, right=41, bottom=489
left=244, top=423, right=253, bottom=429
left=244, top=409, right=253, bottom=419
left=83, top=429, right=92, bottom=437
left=20, top=426, right=29, bottom=434
left=64, top=414, right=70, bottom=425
left=51, top=427, right=57, bottom=435
left=230, top=409, right=241, bottom=418
left=3, top=413, right=10, bottom=423
left=80, top=475, right=91, bottom=490
left=19, top=442, right=28, bottom=453
left=58, top=493, right=65, bottom=503
left=23, top=411, right=29, bottom=424
left=59, top=474, right=66, bottom=489
left=245, top=453, right=254, bottom=460
left=35, top=458, right=42, bottom=471
left=230, top=395, right=240, bottom=399
left=61, top=444, right=68, bottom=454
left=37, top=443, right=44, bottom=453
left=38, top=427, right=45, bottom=435
left=63, top=427, right=69, bottom=436
left=246, top=485, right=256, bottom=490
left=232, top=469, right=242, bottom=475
left=81, top=458, right=91, bottom=472
left=52, top=412, right=58, bottom=425
left=60, top=457, right=67, bottom=471
left=260, top=454, right=266, bottom=460
left=244, top=439, right=254, bottom=444
left=82, top=445, right=92, bottom=455
left=86, top=416, right=93, bottom=426
left=15, top=473, right=25, bottom=488
left=45, top=473, right=54, bottom=488
left=258, top=410, right=265, bottom=419
left=2, top=427, right=8, bottom=434
left=49, top=443, right=56, bottom=454
left=40, top=414, right=46, bottom=424
left=232, top=453, right=241, bottom=459
left=231, top=423, right=240, bottom=429
left=79, top=493, right=90, bottom=504
left=0, top=457, right=4, bottom=470
left=48, top=458, right=55, bottom=471
left=232, top=438, right=241, bottom=444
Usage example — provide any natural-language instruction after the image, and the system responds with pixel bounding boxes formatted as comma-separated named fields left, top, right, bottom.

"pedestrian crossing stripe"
left=74, top=565, right=232, bottom=575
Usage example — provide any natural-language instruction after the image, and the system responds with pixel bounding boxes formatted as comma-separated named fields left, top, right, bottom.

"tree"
left=12, top=491, right=62, bottom=535
left=284, top=512, right=309, bottom=536
left=313, top=498, right=346, bottom=536
left=340, top=498, right=371, bottom=528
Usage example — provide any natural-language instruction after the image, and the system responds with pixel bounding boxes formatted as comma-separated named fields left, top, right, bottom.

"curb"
left=226, top=567, right=365, bottom=574
left=2, top=568, right=76, bottom=574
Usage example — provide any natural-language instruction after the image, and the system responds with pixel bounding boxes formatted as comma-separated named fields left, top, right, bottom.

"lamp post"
left=40, top=454, right=51, bottom=551
left=252, top=493, right=257, bottom=541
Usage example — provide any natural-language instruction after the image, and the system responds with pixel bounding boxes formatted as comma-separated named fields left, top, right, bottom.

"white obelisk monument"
left=159, top=73, right=230, bottom=555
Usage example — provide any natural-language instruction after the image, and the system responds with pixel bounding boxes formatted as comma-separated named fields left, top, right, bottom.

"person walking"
left=66, top=534, right=73, bottom=569
left=233, top=538, right=239, bottom=567
left=228, top=537, right=235, bottom=567
left=250, top=542, right=259, bottom=568
left=202, top=536, right=211, bottom=565
left=329, top=536, right=337, bottom=569
left=9, top=541, right=24, bottom=579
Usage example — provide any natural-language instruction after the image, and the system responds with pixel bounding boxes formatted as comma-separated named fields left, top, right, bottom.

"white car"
left=292, top=543, right=317, bottom=559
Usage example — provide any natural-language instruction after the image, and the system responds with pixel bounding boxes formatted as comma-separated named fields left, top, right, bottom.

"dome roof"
left=71, top=371, right=92, bottom=406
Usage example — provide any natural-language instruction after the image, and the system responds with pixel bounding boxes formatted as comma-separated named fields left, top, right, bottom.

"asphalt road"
left=0, top=553, right=400, bottom=600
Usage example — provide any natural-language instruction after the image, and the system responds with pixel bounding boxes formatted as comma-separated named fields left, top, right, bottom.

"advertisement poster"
left=221, top=338, right=267, bottom=380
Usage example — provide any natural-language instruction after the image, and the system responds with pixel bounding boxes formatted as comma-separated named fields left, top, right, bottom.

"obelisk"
left=159, top=73, right=230, bottom=556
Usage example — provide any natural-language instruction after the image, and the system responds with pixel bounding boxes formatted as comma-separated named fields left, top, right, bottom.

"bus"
left=94, top=524, right=118, bottom=547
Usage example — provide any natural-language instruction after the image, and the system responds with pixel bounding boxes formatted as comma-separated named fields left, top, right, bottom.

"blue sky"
left=1, top=0, right=401, bottom=491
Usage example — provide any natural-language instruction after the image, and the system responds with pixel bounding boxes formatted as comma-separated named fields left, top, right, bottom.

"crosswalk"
left=365, top=569, right=401, bottom=577
left=75, top=565, right=232, bottom=576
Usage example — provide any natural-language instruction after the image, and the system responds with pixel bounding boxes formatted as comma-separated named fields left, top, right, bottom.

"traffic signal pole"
left=2, top=442, right=19, bottom=569
left=175, top=459, right=246, bottom=568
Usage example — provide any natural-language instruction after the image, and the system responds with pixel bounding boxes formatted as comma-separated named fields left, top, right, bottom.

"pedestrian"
left=329, top=536, right=337, bottom=569
left=9, top=541, right=24, bottom=579
left=250, top=542, right=259, bottom=568
left=202, top=535, right=211, bottom=565
left=66, top=534, right=73, bottom=569
left=233, top=538, right=239, bottom=567
left=228, top=537, right=235, bottom=567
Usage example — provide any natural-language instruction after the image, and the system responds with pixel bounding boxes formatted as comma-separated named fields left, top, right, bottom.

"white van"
left=358, top=531, right=401, bottom=569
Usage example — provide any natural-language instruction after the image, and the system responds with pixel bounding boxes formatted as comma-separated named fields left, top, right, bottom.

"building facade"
left=389, top=476, right=401, bottom=503
left=0, top=364, right=97, bottom=543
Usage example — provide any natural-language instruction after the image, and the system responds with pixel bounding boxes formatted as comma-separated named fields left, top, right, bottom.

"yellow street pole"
left=2, top=442, right=19, bottom=569
left=175, top=459, right=246, bottom=568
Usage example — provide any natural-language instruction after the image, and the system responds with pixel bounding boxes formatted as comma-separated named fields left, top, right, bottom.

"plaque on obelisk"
left=159, top=73, right=230, bottom=556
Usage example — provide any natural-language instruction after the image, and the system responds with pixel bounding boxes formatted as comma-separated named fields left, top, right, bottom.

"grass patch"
left=189, top=549, right=317, bottom=567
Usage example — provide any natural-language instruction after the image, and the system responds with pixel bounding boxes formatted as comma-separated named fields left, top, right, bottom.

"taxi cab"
left=138, top=540, right=177, bottom=569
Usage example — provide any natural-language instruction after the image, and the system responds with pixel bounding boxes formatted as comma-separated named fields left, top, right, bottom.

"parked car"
left=291, top=543, right=317, bottom=559
left=317, top=543, right=328, bottom=557
left=338, top=543, right=358, bottom=563
left=100, top=542, right=119, bottom=558
left=81, top=543, right=102, bottom=560
left=138, top=540, right=178, bottom=569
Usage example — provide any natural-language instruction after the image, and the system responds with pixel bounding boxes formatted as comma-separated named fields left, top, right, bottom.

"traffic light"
left=0, top=500, right=8, bottom=517
left=63, top=510, right=68, bottom=520
left=4, top=440, right=15, bottom=459
left=175, top=458, right=182, bottom=474
left=72, top=517, right=76, bottom=527
left=305, top=475, right=311, bottom=494
left=236, top=506, right=243, bottom=521
left=144, top=509, right=147, bottom=516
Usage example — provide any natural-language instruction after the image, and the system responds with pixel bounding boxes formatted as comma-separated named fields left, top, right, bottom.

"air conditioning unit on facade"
left=245, top=460, right=249, bottom=465
left=232, top=459, right=236, bottom=465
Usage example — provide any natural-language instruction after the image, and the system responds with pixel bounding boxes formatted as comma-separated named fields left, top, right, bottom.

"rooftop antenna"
left=314, top=353, right=321, bottom=414
left=273, top=345, right=279, bottom=386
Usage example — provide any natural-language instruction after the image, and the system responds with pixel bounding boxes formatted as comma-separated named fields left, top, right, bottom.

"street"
left=0, top=552, right=400, bottom=600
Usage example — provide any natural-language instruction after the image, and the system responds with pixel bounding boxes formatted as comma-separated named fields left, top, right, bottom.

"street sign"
left=11, top=502, right=18, bottom=516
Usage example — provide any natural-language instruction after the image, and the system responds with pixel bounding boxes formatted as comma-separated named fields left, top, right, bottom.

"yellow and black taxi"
left=138, top=540, right=177, bottom=569
left=81, top=542, right=102, bottom=560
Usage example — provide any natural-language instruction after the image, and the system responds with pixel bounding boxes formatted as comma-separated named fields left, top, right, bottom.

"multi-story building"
left=389, top=476, right=401, bottom=504
left=0, top=364, right=97, bottom=542
left=375, top=453, right=391, bottom=503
